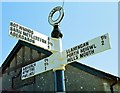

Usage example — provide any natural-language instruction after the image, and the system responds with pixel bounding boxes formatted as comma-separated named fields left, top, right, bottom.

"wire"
left=62, top=0, right=65, bottom=8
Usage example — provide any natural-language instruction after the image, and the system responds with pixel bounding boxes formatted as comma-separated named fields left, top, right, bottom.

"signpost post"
left=48, top=6, right=66, bottom=92
left=51, top=25, right=65, bottom=92
left=9, top=6, right=111, bottom=93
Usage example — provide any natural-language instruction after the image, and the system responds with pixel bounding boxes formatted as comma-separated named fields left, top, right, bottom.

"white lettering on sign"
left=9, top=21, right=53, bottom=51
left=62, top=33, right=111, bottom=63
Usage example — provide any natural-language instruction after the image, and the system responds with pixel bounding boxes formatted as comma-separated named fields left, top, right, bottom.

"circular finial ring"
left=48, top=6, right=64, bottom=26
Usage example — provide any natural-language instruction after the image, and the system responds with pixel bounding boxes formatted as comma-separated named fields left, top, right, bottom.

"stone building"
left=1, top=40, right=120, bottom=92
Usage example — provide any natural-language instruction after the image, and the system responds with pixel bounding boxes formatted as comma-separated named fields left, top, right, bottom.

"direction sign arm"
left=61, top=33, right=111, bottom=64
left=21, top=52, right=63, bottom=80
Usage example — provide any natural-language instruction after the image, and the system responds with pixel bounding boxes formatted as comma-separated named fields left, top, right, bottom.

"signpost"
left=9, top=6, right=111, bottom=93
left=21, top=33, right=111, bottom=80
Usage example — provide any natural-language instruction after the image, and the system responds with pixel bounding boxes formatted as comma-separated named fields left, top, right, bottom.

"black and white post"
left=48, top=6, right=65, bottom=92
left=52, top=24, right=65, bottom=92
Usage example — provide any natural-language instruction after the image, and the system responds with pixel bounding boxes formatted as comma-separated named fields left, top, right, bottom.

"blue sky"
left=1, top=2, right=118, bottom=76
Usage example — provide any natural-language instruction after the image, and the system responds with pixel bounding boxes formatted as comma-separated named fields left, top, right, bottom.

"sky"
left=1, top=2, right=119, bottom=76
